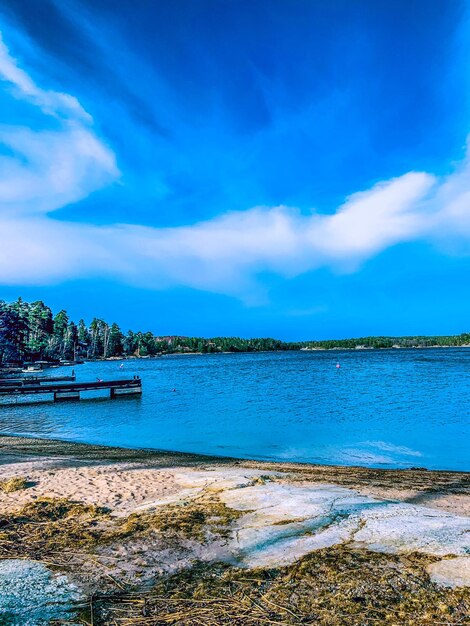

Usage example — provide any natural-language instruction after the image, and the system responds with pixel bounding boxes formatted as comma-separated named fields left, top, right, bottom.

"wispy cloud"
left=0, top=33, right=91, bottom=121
left=0, top=32, right=118, bottom=217
left=0, top=29, right=469, bottom=302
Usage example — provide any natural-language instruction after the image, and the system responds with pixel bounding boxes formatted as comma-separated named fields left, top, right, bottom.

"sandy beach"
left=1, top=435, right=469, bottom=516
left=0, top=435, right=469, bottom=625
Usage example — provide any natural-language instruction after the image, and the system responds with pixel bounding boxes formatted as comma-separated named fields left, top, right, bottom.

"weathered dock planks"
left=0, top=377, right=142, bottom=402
left=0, top=374, right=76, bottom=386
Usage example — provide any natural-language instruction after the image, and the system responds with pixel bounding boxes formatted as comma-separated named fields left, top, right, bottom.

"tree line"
left=304, top=334, right=470, bottom=350
left=0, top=298, right=469, bottom=364
left=0, top=298, right=302, bottom=363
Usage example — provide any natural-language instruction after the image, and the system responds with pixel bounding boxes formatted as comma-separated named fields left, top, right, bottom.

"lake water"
left=0, top=349, right=468, bottom=471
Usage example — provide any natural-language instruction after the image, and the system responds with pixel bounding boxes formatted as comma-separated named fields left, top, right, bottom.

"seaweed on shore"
left=90, top=547, right=469, bottom=626
left=243, top=461, right=470, bottom=495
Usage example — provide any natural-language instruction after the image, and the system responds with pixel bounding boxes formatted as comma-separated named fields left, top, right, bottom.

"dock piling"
left=54, top=391, right=81, bottom=402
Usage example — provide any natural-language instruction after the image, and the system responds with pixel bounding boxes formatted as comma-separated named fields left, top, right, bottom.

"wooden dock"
left=0, top=374, right=76, bottom=386
left=0, top=377, right=142, bottom=402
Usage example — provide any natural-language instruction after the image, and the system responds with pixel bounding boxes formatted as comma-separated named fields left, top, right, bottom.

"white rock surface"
left=351, top=503, right=469, bottom=556
left=217, top=481, right=470, bottom=570
left=0, top=559, right=81, bottom=625
left=130, top=468, right=470, bottom=581
left=427, top=557, right=470, bottom=588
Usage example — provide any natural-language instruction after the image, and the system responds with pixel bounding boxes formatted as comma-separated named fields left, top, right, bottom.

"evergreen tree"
left=0, top=301, right=29, bottom=362
left=89, top=318, right=104, bottom=358
left=108, top=323, right=124, bottom=357
left=63, top=322, right=78, bottom=360
left=26, top=301, right=53, bottom=357
left=77, top=319, right=90, bottom=356
left=48, top=310, right=70, bottom=359
left=123, top=330, right=137, bottom=356
left=53, top=310, right=69, bottom=339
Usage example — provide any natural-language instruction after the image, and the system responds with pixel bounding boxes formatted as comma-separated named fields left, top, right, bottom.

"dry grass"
left=0, top=494, right=242, bottom=566
left=90, top=547, right=470, bottom=626
left=0, top=497, right=110, bottom=563
left=0, top=496, right=468, bottom=626
left=115, top=497, right=243, bottom=543
left=0, top=476, right=28, bottom=493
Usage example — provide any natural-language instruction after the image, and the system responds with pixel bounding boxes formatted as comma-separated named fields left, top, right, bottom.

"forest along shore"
left=0, top=435, right=468, bottom=625
left=2, top=298, right=470, bottom=365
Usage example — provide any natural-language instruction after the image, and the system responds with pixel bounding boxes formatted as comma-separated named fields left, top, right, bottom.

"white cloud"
left=0, top=124, right=118, bottom=215
left=429, top=143, right=470, bottom=243
left=0, top=30, right=469, bottom=301
left=310, top=172, right=436, bottom=260
left=0, top=33, right=91, bottom=121
left=0, top=31, right=119, bottom=218
left=113, top=172, right=435, bottom=295
left=0, top=171, right=441, bottom=299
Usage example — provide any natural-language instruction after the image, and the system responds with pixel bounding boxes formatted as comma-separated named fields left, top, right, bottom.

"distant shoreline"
left=3, top=345, right=469, bottom=370
left=91, top=343, right=470, bottom=361
left=2, top=298, right=469, bottom=364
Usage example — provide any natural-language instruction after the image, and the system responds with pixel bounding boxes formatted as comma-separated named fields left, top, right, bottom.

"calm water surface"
left=0, top=349, right=468, bottom=471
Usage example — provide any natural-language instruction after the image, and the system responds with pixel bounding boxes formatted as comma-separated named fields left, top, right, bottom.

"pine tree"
left=77, top=319, right=90, bottom=357
left=0, top=301, right=28, bottom=362
left=26, top=301, right=53, bottom=357
left=108, top=323, right=124, bottom=357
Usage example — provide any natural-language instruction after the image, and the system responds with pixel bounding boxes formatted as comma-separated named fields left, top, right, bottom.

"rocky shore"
left=0, top=435, right=468, bottom=625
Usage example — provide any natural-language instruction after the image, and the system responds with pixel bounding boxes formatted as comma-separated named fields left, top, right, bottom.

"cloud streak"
left=0, top=32, right=118, bottom=217
left=0, top=33, right=91, bottom=121
left=0, top=29, right=469, bottom=302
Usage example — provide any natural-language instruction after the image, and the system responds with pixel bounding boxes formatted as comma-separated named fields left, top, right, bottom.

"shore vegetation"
left=0, top=476, right=28, bottom=493
left=1, top=297, right=469, bottom=364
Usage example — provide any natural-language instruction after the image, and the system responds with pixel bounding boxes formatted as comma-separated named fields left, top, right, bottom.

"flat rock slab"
left=217, top=479, right=470, bottom=575
left=137, top=468, right=470, bottom=584
left=0, top=559, right=81, bottom=625
left=427, top=557, right=470, bottom=588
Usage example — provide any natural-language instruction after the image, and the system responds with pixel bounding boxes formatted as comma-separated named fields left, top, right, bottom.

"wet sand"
left=0, top=434, right=468, bottom=516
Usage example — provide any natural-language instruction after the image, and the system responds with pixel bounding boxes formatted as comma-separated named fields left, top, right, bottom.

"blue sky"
left=0, top=0, right=470, bottom=339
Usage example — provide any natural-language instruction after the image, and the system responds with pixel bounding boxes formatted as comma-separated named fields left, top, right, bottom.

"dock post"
left=54, top=390, right=81, bottom=401
left=110, top=383, right=142, bottom=399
